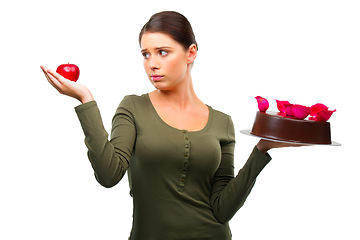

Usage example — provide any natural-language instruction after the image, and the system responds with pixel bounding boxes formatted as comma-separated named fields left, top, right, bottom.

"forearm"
left=211, top=146, right=271, bottom=223
left=75, top=101, right=129, bottom=188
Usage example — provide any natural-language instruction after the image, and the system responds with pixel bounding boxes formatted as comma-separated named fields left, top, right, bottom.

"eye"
left=159, top=50, right=168, bottom=56
left=142, top=52, right=150, bottom=59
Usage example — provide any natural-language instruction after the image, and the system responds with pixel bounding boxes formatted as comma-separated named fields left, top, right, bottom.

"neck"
left=152, top=76, right=201, bottom=110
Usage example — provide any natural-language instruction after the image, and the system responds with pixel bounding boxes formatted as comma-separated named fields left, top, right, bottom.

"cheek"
left=143, top=61, right=147, bottom=72
left=166, top=57, right=187, bottom=76
left=143, top=62, right=152, bottom=80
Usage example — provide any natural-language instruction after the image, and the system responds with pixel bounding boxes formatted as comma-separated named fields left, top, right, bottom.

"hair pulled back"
left=139, top=11, right=198, bottom=51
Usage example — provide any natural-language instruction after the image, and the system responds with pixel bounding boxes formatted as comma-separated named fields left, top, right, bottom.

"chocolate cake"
left=250, top=111, right=331, bottom=144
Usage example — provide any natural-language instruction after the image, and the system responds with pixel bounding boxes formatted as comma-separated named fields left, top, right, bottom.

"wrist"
left=79, top=92, right=94, bottom=104
left=256, top=140, right=271, bottom=153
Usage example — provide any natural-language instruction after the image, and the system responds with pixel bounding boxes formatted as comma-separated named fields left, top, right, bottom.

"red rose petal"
left=310, top=103, right=328, bottom=117
left=315, top=109, right=336, bottom=122
left=255, top=96, right=269, bottom=112
left=291, top=104, right=310, bottom=119
left=276, top=100, right=290, bottom=113
left=284, top=104, right=294, bottom=117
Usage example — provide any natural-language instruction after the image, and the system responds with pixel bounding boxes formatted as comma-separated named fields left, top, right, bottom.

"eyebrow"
left=141, top=46, right=173, bottom=53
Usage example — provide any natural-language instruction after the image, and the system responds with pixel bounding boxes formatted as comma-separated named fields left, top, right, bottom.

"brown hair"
left=139, top=11, right=198, bottom=51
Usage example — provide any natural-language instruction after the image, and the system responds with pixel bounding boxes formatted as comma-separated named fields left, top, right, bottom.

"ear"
left=186, top=44, right=197, bottom=64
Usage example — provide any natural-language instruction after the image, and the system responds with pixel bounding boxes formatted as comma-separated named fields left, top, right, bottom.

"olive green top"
left=75, top=94, right=272, bottom=240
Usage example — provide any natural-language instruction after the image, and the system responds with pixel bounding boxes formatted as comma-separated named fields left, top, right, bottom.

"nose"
left=148, top=56, right=160, bottom=71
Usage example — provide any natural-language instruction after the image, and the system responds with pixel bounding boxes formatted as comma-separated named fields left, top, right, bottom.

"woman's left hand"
left=256, top=139, right=306, bottom=153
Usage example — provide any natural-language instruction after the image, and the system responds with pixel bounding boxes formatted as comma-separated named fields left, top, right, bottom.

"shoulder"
left=208, top=106, right=235, bottom=140
left=210, top=106, right=233, bottom=125
left=117, top=94, right=149, bottom=109
left=120, top=94, right=147, bottom=105
left=112, top=94, right=150, bottom=119
left=112, top=94, right=150, bottom=124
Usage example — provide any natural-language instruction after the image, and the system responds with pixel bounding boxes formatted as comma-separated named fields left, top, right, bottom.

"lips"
left=150, top=74, right=164, bottom=81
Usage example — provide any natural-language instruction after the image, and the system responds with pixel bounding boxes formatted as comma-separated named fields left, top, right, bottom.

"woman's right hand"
left=40, top=65, right=94, bottom=104
left=256, top=139, right=306, bottom=153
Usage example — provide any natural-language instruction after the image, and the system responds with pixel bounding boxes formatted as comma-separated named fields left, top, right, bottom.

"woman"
left=41, top=11, right=298, bottom=240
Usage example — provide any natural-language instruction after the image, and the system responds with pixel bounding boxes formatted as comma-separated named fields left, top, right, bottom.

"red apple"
left=56, top=63, right=80, bottom=82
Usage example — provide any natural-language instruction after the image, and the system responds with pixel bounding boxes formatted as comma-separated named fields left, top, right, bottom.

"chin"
left=152, top=83, right=171, bottom=91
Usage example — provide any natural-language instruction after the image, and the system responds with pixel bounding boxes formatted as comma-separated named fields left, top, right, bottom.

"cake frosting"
left=251, top=111, right=331, bottom=144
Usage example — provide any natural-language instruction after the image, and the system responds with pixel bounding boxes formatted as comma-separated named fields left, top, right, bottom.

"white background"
left=1, top=0, right=359, bottom=239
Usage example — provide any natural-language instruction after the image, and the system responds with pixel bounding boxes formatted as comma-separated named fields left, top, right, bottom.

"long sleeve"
left=210, top=117, right=272, bottom=223
left=75, top=97, right=136, bottom=188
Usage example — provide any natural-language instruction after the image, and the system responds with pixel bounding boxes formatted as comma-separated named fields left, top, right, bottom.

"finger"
left=41, top=67, right=55, bottom=86
left=40, top=65, right=53, bottom=81
left=47, top=76, right=60, bottom=91
left=47, top=68, right=75, bottom=90
left=40, top=65, right=47, bottom=71
left=46, top=68, right=64, bottom=82
left=40, top=66, right=50, bottom=79
left=46, top=75, right=62, bottom=92
left=41, top=67, right=64, bottom=92
left=48, top=74, right=64, bottom=91
left=42, top=68, right=57, bottom=85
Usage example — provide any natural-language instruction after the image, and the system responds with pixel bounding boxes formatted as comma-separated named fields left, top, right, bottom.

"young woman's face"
left=140, top=32, right=191, bottom=91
